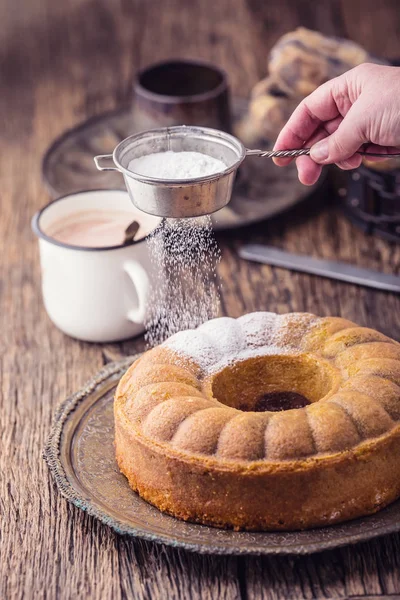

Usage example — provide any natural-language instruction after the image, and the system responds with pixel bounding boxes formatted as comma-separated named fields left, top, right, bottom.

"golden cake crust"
left=114, top=312, right=400, bottom=531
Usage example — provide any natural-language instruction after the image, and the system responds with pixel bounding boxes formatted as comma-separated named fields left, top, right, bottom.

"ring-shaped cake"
left=115, top=312, right=400, bottom=530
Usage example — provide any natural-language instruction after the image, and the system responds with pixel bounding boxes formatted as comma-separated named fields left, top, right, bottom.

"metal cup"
left=94, top=126, right=246, bottom=218
left=132, top=60, right=231, bottom=132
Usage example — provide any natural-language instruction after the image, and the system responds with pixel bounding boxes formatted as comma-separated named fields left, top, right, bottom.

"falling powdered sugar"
left=145, top=215, right=222, bottom=347
left=133, top=150, right=226, bottom=346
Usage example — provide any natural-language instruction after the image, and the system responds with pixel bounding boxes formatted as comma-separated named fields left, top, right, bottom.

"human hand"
left=273, top=64, right=400, bottom=185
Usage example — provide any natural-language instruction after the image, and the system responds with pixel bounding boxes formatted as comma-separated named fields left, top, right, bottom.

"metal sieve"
left=94, top=126, right=245, bottom=218
left=94, top=125, right=400, bottom=218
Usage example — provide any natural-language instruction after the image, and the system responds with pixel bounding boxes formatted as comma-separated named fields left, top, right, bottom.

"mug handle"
left=124, top=260, right=149, bottom=324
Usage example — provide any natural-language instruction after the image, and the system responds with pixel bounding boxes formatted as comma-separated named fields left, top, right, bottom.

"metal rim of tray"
left=44, top=354, right=400, bottom=556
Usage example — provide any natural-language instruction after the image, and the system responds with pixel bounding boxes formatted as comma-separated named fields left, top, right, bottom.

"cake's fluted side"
left=115, top=411, right=400, bottom=530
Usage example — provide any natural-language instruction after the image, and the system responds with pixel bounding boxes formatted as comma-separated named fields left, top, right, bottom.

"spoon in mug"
left=123, top=220, right=140, bottom=245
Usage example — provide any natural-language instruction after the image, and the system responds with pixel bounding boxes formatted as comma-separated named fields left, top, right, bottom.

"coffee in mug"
left=45, top=209, right=155, bottom=248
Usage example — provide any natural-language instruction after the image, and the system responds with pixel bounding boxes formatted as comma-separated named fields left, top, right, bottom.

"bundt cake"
left=114, top=312, right=400, bottom=531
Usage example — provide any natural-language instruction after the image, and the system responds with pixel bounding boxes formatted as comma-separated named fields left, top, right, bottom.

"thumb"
left=310, top=103, right=367, bottom=164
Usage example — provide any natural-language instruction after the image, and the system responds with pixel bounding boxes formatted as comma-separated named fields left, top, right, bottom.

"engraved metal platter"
left=44, top=355, right=400, bottom=555
left=41, top=99, right=325, bottom=231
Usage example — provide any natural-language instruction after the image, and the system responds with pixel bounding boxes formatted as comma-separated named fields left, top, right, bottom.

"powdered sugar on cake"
left=163, top=312, right=315, bottom=373
left=165, top=328, right=222, bottom=371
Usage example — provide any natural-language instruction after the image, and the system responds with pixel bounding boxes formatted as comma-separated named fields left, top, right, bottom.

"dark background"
left=1, top=1, right=400, bottom=599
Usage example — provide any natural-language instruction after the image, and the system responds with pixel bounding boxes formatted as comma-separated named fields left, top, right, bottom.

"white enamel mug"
left=32, top=190, right=161, bottom=342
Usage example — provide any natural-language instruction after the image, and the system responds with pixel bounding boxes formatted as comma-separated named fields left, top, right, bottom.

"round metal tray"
left=44, top=355, right=400, bottom=555
left=41, top=99, right=324, bottom=231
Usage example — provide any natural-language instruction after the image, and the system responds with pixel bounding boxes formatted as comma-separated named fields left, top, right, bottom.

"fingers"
left=336, top=155, right=363, bottom=170
left=294, top=116, right=342, bottom=185
left=310, top=100, right=367, bottom=164
left=296, top=151, right=361, bottom=185
left=273, top=78, right=341, bottom=167
left=295, top=155, right=323, bottom=186
left=272, top=71, right=375, bottom=180
left=294, top=127, right=329, bottom=185
left=272, top=106, right=319, bottom=168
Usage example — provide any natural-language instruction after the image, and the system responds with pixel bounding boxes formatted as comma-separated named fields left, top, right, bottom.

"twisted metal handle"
left=247, top=148, right=312, bottom=158
left=246, top=148, right=400, bottom=159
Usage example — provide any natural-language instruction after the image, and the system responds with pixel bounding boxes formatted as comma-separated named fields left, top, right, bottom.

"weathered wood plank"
left=244, top=535, right=400, bottom=599
left=1, top=1, right=400, bottom=599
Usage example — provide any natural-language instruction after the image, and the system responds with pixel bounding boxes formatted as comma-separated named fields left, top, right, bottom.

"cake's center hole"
left=253, top=391, right=310, bottom=412
left=210, top=355, right=336, bottom=412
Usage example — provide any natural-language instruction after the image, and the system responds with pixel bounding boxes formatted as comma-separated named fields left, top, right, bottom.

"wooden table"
left=2, top=1, right=400, bottom=598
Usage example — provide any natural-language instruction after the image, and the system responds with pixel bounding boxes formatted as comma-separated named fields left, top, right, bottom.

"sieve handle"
left=94, top=154, right=118, bottom=171
left=246, top=148, right=400, bottom=159
left=246, top=148, right=311, bottom=159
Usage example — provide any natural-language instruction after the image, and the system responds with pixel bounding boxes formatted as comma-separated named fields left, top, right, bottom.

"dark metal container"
left=341, top=163, right=400, bottom=243
left=131, top=59, right=232, bottom=132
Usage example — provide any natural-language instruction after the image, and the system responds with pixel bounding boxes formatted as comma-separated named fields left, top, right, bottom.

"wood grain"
left=1, top=1, right=400, bottom=598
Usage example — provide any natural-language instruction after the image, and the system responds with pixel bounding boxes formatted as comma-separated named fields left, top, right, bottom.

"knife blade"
left=239, top=244, right=400, bottom=293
